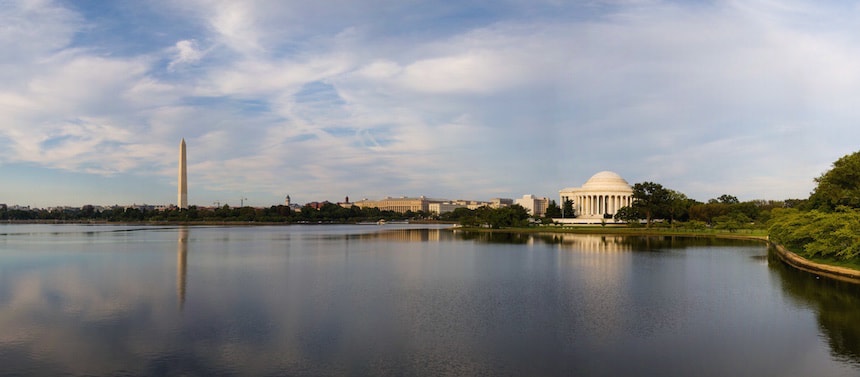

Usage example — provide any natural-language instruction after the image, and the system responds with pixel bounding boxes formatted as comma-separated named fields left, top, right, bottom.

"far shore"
left=0, top=219, right=456, bottom=226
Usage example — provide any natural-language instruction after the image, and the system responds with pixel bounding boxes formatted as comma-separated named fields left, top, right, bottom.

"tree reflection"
left=456, top=231, right=762, bottom=251
left=455, top=231, right=532, bottom=244
left=769, top=248, right=860, bottom=365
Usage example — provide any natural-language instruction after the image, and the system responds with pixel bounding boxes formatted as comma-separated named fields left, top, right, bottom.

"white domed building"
left=559, top=171, right=633, bottom=219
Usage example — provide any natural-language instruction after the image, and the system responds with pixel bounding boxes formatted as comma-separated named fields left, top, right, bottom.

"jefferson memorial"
left=559, top=171, right=633, bottom=219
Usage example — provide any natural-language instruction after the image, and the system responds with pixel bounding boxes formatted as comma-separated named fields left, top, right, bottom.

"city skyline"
left=2, top=1, right=860, bottom=207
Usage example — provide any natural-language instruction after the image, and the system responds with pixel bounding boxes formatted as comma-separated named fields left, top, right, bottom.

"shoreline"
left=770, top=243, right=860, bottom=284
left=0, top=220, right=457, bottom=226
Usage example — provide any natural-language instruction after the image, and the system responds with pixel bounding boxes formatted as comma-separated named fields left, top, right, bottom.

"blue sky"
left=2, top=0, right=859, bottom=207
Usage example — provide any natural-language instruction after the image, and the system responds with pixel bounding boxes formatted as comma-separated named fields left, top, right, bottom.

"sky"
left=2, top=0, right=860, bottom=208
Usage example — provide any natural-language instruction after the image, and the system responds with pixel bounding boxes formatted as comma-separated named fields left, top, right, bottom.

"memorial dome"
left=581, top=171, right=631, bottom=191
left=559, top=171, right=634, bottom=220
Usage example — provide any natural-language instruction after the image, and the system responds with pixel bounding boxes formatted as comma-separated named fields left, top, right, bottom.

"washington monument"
left=178, top=138, right=188, bottom=209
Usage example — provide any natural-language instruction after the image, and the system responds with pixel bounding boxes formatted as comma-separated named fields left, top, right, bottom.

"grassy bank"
left=457, top=225, right=769, bottom=240
left=807, top=256, right=860, bottom=271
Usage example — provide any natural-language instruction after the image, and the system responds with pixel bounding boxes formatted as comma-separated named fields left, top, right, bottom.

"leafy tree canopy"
left=770, top=209, right=860, bottom=261
left=631, top=181, right=671, bottom=227
left=809, top=150, right=860, bottom=212
left=544, top=200, right=562, bottom=218
left=613, top=206, right=641, bottom=224
left=710, top=194, right=740, bottom=205
left=562, top=199, right=574, bottom=218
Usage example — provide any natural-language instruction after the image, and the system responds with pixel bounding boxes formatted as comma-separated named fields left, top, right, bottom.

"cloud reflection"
left=0, top=226, right=857, bottom=375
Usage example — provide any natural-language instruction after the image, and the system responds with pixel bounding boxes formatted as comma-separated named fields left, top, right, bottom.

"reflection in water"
left=1, top=225, right=859, bottom=376
left=455, top=231, right=533, bottom=244
left=535, top=233, right=633, bottom=252
left=455, top=231, right=760, bottom=251
left=177, top=227, right=188, bottom=311
left=769, top=248, right=860, bottom=366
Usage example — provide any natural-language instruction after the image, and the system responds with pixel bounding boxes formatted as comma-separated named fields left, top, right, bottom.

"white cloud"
left=356, top=60, right=401, bottom=80
left=5, top=0, right=860, bottom=206
left=206, top=2, right=264, bottom=54
left=168, top=39, right=206, bottom=70
left=0, top=0, right=78, bottom=65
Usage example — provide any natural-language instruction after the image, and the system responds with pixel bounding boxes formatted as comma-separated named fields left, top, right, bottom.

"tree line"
left=602, top=182, right=795, bottom=231
left=0, top=199, right=538, bottom=229
left=0, top=203, right=409, bottom=223
left=769, top=150, right=860, bottom=262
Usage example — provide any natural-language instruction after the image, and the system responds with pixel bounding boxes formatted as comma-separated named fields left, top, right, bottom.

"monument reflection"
left=177, top=227, right=188, bottom=311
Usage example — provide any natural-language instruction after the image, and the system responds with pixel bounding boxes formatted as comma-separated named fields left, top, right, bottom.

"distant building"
left=429, top=202, right=468, bottom=215
left=559, top=171, right=633, bottom=219
left=283, top=195, right=302, bottom=210
left=338, top=196, right=354, bottom=208
left=126, top=204, right=157, bottom=211
left=515, top=195, right=550, bottom=217
left=305, top=201, right=331, bottom=210
left=353, top=196, right=437, bottom=213
left=489, top=198, right=513, bottom=209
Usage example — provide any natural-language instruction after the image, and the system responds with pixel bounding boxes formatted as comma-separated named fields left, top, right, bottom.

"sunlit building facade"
left=353, top=196, right=435, bottom=213
left=559, top=171, right=634, bottom=219
left=515, top=194, right=550, bottom=217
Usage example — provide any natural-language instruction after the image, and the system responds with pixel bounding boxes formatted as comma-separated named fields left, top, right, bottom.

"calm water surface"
left=1, top=224, right=859, bottom=376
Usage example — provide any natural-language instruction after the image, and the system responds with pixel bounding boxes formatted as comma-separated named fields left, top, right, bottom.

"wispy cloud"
left=1, top=0, right=859, bottom=206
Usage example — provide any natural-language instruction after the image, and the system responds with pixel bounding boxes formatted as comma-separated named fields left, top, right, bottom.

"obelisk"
left=178, top=138, right=188, bottom=209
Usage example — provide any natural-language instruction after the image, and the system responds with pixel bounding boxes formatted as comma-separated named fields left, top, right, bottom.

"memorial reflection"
left=315, top=228, right=453, bottom=243
left=291, top=229, right=762, bottom=250
left=769, top=249, right=860, bottom=365
left=451, top=230, right=760, bottom=251
left=534, top=233, right=634, bottom=252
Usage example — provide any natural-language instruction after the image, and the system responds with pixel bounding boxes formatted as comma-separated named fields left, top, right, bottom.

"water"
left=1, top=224, right=859, bottom=376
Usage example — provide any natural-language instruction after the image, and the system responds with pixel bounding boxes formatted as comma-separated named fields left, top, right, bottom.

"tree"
left=562, top=199, right=574, bottom=218
left=713, top=194, right=740, bottom=205
left=769, top=209, right=860, bottom=261
left=465, top=205, right=530, bottom=229
left=666, top=190, right=692, bottom=227
left=631, top=182, right=671, bottom=227
left=544, top=200, right=562, bottom=218
left=484, top=205, right=530, bottom=229
left=80, top=205, right=96, bottom=219
left=689, top=202, right=728, bottom=225
left=808, top=150, right=860, bottom=211
left=443, top=207, right=474, bottom=222
left=713, top=212, right=751, bottom=232
left=614, top=206, right=640, bottom=225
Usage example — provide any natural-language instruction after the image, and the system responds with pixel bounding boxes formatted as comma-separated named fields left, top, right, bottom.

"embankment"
left=770, top=243, right=860, bottom=284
